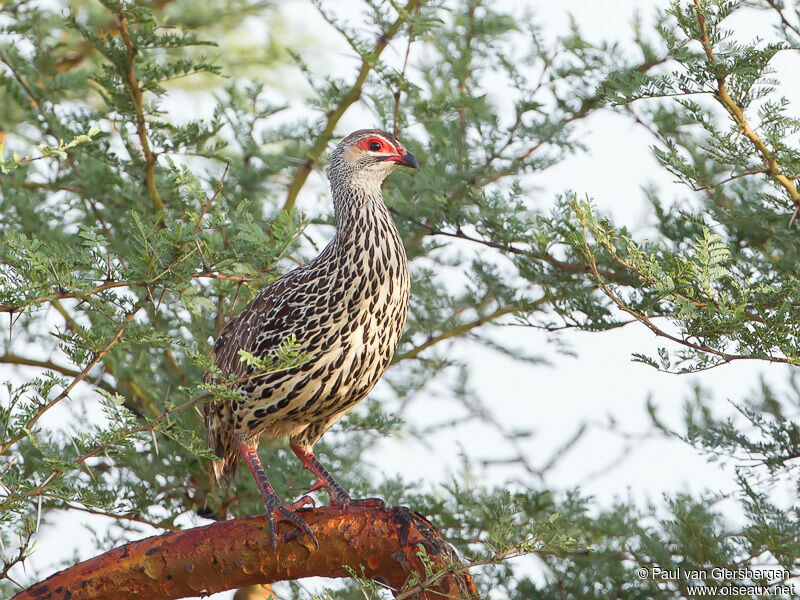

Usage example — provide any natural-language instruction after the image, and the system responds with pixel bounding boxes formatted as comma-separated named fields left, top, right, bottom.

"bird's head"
left=329, top=129, right=419, bottom=191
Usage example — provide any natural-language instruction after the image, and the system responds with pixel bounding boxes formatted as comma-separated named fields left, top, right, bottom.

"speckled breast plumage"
left=203, top=191, right=410, bottom=484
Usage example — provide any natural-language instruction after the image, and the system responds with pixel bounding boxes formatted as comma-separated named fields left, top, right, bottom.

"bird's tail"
left=205, top=406, right=239, bottom=487
left=212, top=451, right=239, bottom=488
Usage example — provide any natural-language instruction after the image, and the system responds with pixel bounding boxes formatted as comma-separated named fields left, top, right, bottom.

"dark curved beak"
left=385, top=152, right=420, bottom=170
left=400, top=152, right=420, bottom=170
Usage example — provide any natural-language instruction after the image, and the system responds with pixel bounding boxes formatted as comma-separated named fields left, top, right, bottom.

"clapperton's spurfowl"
left=204, top=129, right=419, bottom=547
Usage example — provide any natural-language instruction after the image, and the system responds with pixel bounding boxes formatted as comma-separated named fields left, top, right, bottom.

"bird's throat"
left=332, top=182, right=387, bottom=232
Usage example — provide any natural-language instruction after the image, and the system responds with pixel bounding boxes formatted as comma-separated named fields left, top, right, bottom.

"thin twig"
left=393, top=210, right=622, bottom=281
left=118, top=12, right=163, bottom=214
left=395, top=299, right=547, bottom=361
left=393, top=1, right=420, bottom=136
left=195, top=162, right=229, bottom=234
left=578, top=212, right=792, bottom=367
left=0, top=270, right=262, bottom=314
left=765, top=0, right=800, bottom=40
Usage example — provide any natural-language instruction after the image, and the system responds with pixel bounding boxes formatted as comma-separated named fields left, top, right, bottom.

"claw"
left=264, top=492, right=319, bottom=549
left=276, top=505, right=319, bottom=549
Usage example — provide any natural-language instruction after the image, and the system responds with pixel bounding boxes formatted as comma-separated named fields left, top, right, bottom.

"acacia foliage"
left=1, top=0, right=800, bottom=598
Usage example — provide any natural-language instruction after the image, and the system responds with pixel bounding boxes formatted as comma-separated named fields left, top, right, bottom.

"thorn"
left=70, top=436, right=96, bottom=482
left=36, top=494, right=42, bottom=533
left=0, top=456, right=16, bottom=484
left=155, top=286, right=167, bottom=312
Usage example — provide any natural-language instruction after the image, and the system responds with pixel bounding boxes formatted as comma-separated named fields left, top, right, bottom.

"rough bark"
left=12, top=503, right=479, bottom=599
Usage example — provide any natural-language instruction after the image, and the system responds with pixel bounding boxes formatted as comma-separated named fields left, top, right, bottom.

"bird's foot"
left=234, top=436, right=318, bottom=550
left=306, top=477, right=351, bottom=508
left=291, top=443, right=355, bottom=508
left=265, top=493, right=319, bottom=550
left=328, top=486, right=352, bottom=509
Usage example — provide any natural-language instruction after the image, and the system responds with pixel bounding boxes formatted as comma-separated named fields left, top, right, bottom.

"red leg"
left=290, top=443, right=352, bottom=508
left=235, top=436, right=318, bottom=549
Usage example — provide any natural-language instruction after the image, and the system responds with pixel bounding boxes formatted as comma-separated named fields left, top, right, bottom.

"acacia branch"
left=395, top=213, right=622, bottom=281
left=0, top=353, right=121, bottom=397
left=118, top=13, right=163, bottom=214
left=765, top=0, right=800, bottom=41
left=693, top=0, right=800, bottom=215
left=0, top=270, right=259, bottom=314
left=577, top=214, right=794, bottom=368
left=0, top=305, right=141, bottom=456
left=0, top=353, right=82, bottom=379
left=12, top=504, right=479, bottom=600
left=395, top=299, right=547, bottom=362
left=281, top=0, right=421, bottom=213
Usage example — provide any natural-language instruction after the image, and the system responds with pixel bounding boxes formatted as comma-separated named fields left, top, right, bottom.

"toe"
left=348, top=497, right=386, bottom=510
left=277, top=506, right=319, bottom=549
left=266, top=511, right=278, bottom=550
left=330, top=491, right=352, bottom=508
left=285, top=495, right=315, bottom=511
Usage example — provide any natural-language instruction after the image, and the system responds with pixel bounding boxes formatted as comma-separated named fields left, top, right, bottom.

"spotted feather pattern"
left=204, top=130, right=412, bottom=486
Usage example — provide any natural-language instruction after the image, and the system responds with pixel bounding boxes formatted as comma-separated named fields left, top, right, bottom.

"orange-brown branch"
left=12, top=504, right=479, bottom=600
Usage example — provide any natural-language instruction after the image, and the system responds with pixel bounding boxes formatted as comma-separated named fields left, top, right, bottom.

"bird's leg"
left=234, top=435, right=318, bottom=549
left=290, top=443, right=352, bottom=508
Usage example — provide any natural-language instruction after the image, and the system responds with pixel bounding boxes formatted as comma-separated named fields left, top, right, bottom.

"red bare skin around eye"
left=357, top=137, right=402, bottom=154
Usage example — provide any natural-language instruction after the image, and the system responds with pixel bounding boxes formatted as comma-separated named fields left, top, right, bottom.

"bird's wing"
left=211, top=273, right=295, bottom=379
left=209, top=247, right=334, bottom=380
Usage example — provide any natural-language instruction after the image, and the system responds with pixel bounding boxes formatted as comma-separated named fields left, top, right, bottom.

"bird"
left=203, top=129, right=419, bottom=548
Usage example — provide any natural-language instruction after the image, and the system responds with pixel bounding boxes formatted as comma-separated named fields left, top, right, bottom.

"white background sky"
left=6, top=0, right=799, bottom=598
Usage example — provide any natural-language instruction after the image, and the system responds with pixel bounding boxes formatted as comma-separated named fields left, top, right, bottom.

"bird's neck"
left=331, top=178, right=389, bottom=235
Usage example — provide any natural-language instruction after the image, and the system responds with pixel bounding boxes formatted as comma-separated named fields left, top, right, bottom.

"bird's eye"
left=368, top=141, right=382, bottom=152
